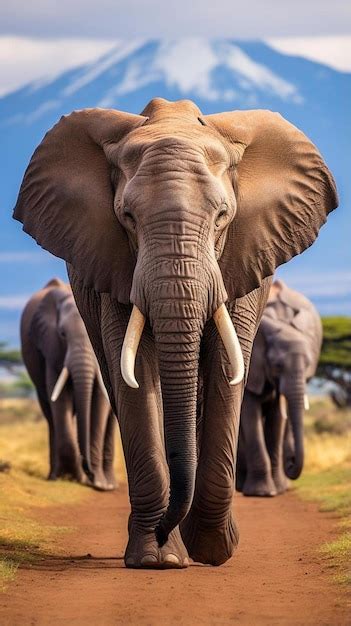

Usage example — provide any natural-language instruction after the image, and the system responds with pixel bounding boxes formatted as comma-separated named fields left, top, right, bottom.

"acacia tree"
left=0, top=343, right=35, bottom=398
left=0, top=342, right=22, bottom=371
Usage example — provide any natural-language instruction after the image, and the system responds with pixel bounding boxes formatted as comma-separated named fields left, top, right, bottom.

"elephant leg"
left=240, top=391, right=277, bottom=497
left=102, top=410, right=118, bottom=490
left=181, top=283, right=273, bottom=565
left=32, top=375, right=56, bottom=479
left=264, top=398, right=288, bottom=494
left=100, top=296, right=189, bottom=569
left=36, top=389, right=56, bottom=480
left=89, top=385, right=111, bottom=490
left=181, top=342, right=242, bottom=566
left=21, top=342, right=56, bottom=479
left=46, top=366, right=83, bottom=481
left=236, top=424, right=247, bottom=493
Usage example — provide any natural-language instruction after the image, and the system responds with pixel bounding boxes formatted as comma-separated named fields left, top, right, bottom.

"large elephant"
left=237, top=279, right=322, bottom=497
left=14, top=98, right=337, bottom=568
left=21, top=278, right=117, bottom=490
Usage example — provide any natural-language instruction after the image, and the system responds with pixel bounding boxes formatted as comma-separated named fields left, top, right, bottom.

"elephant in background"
left=14, top=98, right=336, bottom=568
left=21, top=278, right=117, bottom=490
left=237, top=279, right=322, bottom=497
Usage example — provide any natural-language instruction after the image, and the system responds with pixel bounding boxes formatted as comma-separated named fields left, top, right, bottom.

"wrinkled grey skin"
left=237, top=280, right=322, bottom=497
left=21, top=278, right=117, bottom=491
left=13, top=99, right=337, bottom=568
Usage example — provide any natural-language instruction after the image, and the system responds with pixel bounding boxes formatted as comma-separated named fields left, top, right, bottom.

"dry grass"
left=304, top=396, right=351, bottom=437
left=0, top=398, right=126, bottom=590
left=304, top=433, right=351, bottom=472
left=0, top=398, right=126, bottom=481
left=295, top=396, right=351, bottom=585
left=0, top=560, right=17, bottom=591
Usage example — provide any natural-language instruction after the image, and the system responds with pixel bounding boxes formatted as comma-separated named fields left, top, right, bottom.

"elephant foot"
left=57, top=446, right=82, bottom=479
left=235, top=471, right=245, bottom=493
left=92, top=480, right=115, bottom=492
left=125, top=524, right=189, bottom=569
left=103, top=469, right=118, bottom=491
left=242, top=474, right=277, bottom=497
left=53, top=466, right=85, bottom=483
left=79, top=473, right=90, bottom=486
left=271, top=469, right=289, bottom=495
left=181, top=511, right=239, bottom=566
left=87, top=468, right=115, bottom=492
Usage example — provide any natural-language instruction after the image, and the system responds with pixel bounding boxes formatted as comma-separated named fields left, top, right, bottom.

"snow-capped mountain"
left=1, top=39, right=350, bottom=344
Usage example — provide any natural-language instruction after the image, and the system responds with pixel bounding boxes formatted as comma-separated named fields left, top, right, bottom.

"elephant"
left=237, top=279, right=322, bottom=497
left=14, top=98, right=337, bottom=568
left=20, top=278, right=117, bottom=490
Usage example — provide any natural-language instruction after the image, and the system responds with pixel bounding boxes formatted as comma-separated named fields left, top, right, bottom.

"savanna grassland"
left=0, top=396, right=350, bottom=591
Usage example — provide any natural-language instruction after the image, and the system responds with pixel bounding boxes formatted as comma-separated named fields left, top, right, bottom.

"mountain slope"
left=0, top=39, right=349, bottom=344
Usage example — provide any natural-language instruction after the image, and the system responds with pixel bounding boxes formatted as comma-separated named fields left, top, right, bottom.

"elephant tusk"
left=51, top=366, right=69, bottom=402
left=304, top=394, right=310, bottom=411
left=120, top=305, right=145, bottom=389
left=279, top=394, right=288, bottom=420
left=97, top=367, right=110, bottom=401
left=213, top=304, right=244, bottom=386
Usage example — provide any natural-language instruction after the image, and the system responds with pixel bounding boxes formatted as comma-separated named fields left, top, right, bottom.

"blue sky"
left=0, top=4, right=349, bottom=345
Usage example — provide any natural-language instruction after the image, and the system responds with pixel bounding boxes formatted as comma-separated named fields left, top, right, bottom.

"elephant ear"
left=14, top=108, right=147, bottom=303
left=205, top=110, right=338, bottom=300
left=277, top=281, right=323, bottom=353
left=30, top=287, right=70, bottom=361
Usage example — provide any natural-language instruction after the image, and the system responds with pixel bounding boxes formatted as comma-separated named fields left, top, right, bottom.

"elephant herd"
left=14, top=98, right=337, bottom=568
left=21, top=274, right=321, bottom=498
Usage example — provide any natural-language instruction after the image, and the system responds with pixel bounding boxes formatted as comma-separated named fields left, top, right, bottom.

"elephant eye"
left=124, top=210, right=136, bottom=230
left=215, top=207, right=228, bottom=229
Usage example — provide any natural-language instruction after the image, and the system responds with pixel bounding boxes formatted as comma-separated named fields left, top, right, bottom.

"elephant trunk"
left=153, top=310, right=202, bottom=545
left=282, top=366, right=305, bottom=480
left=135, top=250, right=227, bottom=544
left=68, top=348, right=96, bottom=481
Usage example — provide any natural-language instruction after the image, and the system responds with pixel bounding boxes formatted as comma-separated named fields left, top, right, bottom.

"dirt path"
left=0, top=486, right=349, bottom=626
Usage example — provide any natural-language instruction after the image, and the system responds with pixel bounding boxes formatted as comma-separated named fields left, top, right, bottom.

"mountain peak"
left=0, top=39, right=349, bottom=344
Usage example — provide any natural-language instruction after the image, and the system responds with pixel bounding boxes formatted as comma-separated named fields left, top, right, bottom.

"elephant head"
left=31, top=283, right=107, bottom=481
left=14, top=98, right=337, bottom=540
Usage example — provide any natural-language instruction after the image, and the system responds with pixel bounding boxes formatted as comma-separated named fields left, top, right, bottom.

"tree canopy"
left=319, top=317, right=351, bottom=369
left=318, top=317, right=351, bottom=406
left=0, top=342, right=22, bottom=368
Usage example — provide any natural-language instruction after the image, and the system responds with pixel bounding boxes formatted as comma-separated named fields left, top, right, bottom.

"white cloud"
left=267, top=35, right=351, bottom=72
left=0, top=1, right=350, bottom=39
left=0, top=36, right=115, bottom=97
left=0, top=295, right=30, bottom=310
left=276, top=270, right=351, bottom=298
